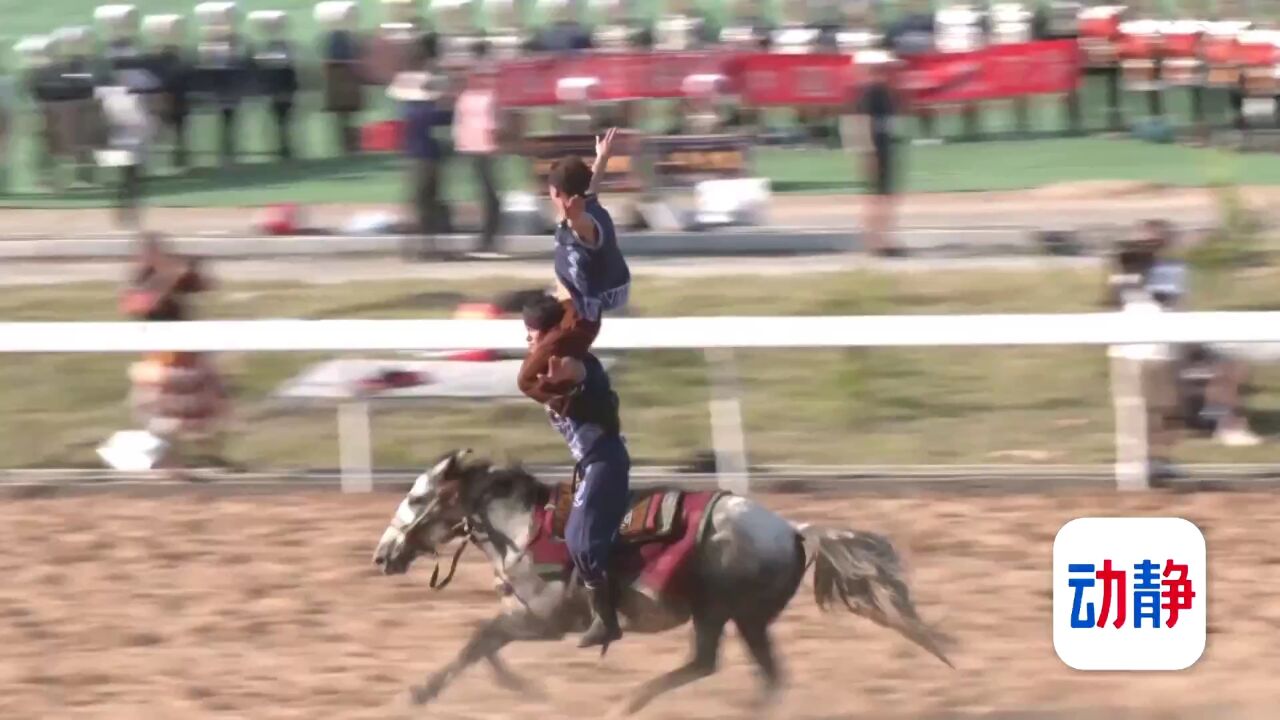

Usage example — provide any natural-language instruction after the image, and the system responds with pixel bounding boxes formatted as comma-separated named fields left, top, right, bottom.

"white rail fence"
left=4, top=311, right=1280, bottom=492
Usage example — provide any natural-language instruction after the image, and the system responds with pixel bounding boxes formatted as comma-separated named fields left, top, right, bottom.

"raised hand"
left=595, top=127, right=618, bottom=161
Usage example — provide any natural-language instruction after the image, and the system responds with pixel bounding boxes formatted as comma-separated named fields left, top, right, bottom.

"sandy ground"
left=3, top=487, right=1278, bottom=720
left=0, top=182, right=1271, bottom=237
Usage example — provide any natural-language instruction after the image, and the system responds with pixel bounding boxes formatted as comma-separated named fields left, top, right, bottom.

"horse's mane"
left=458, top=457, right=553, bottom=510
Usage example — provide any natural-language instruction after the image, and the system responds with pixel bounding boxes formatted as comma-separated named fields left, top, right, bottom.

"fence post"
left=338, top=399, right=374, bottom=493
left=1109, top=352, right=1150, bottom=491
left=705, top=347, right=749, bottom=495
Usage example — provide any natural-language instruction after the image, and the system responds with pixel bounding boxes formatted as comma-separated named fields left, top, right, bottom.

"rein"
left=428, top=532, right=469, bottom=591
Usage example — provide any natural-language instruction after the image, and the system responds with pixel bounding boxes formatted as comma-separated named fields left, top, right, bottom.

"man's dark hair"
left=547, top=156, right=593, bottom=197
left=522, top=294, right=565, bottom=332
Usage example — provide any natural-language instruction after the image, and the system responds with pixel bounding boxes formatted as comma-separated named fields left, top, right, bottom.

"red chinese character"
left=1161, top=560, right=1195, bottom=628
left=1096, top=559, right=1127, bottom=628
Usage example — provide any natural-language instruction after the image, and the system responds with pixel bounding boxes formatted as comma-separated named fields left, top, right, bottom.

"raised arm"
left=585, top=127, right=618, bottom=197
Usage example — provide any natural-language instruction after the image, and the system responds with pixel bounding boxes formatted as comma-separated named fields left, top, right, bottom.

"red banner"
left=901, top=40, right=1081, bottom=105
left=493, top=41, right=1080, bottom=109
left=495, top=51, right=732, bottom=108
left=721, top=52, right=857, bottom=107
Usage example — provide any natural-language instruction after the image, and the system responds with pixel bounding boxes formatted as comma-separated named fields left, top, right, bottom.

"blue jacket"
left=547, top=353, right=622, bottom=465
left=553, top=195, right=631, bottom=322
left=401, top=100, right=453, bottom=160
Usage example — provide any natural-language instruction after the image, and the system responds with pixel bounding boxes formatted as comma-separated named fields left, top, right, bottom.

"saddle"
left=548, top=482, right=686, bottom=544
left=527, top=484, right=728, bottom=600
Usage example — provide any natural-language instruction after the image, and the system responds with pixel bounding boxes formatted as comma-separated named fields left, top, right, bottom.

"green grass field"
left=5, top=265, right=1280, bottom=471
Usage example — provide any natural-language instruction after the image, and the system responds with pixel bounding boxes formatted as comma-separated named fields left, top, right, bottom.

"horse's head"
left=373, top=449, right=476, bottom=576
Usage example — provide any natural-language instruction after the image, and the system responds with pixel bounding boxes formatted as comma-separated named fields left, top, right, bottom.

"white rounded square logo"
left=1052, top=517, right=1206, bottom=671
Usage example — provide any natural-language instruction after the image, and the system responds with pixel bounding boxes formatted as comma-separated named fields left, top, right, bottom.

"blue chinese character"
left=1068, top=563, right=1096, bottom=629
left=1133, top=559, right=1161, bottom=629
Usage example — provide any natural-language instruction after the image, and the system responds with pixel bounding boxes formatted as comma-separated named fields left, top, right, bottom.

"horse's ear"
left=428, top=451, right=457, bottom=484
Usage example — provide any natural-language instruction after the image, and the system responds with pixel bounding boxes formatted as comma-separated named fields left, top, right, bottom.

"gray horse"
left=373, top=449, right=952, bottom=716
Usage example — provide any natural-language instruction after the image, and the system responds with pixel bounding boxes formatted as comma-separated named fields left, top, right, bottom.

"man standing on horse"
left=523, top=294, right=630, bottom=652
left=516, top=128, right=630, bottom=406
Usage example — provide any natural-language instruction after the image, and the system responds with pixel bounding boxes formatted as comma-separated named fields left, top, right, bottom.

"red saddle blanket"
left=527, top=486, right=726, bottom=601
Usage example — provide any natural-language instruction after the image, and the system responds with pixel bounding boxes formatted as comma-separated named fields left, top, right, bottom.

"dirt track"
left=3, top=488, right=1279, bottom=720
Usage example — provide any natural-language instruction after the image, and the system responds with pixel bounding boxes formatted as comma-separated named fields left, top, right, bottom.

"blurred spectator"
left=1103, top=220, right=1187, bottom=481
left=452, top=57, right=503, bottom=258
left=528, top=13, right=594, bottom=54
left=1101, top=219, right=1262, bottom=446
left=1103, top=220, right=1185, bottom=310
left=884, top=8, right=938, bottom=142
left=319, top=4, right=365, bottom=155
left=123, top=233, right=208, bottom=322
left=1198, top=350, right=1265, bottom=447
left=150, top=33, right=193, bottom=170
left=121, top=234, right=228, bottom=473
left=854, top=58, right=906, bottom=257
left=390, top=70, right=454, bottom=259
left=252, top=14, right=301, bottom=161
left=96, top=73, right=156, bottom=230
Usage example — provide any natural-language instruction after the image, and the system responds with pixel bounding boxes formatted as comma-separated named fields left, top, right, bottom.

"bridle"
left=426, top=517, right=471, bottom=591
left=394, top=471, right=569, bottom=633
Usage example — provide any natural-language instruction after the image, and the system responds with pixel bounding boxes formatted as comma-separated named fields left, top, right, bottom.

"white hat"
left=249, top=9, right=288, bottom=33
left=387, top=71, right=447, bottom=101
left=142, top=14, right=187, bottom=42
left=315, top=0, right=359, bottom=28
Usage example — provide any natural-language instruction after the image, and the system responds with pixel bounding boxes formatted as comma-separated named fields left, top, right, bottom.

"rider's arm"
left=559, top=358, right=587, bottom=389
left=566, top=210, right=600, bottom=249
left=585, top=128, right=618, bottom=197
left=541, top=356, right=587, bottom=390
left=586, top=157, right=608, bottom=198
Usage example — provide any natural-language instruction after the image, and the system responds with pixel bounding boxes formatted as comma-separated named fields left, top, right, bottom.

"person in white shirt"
left=96, top=71, right=156, bottom=229
left=452, top=55, right=502, bottom=256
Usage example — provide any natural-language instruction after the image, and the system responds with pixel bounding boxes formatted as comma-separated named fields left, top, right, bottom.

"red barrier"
left=727, top=52, right=858, bottom=106
left=901, top=40, right=1081, bottom=105
left=493, top=42, right=1079, bottom=109
left=495, top=51, right=732, bottom=107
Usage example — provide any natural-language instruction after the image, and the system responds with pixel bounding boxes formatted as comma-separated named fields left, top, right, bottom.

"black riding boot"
left=579, top=579, right=623, bottom=653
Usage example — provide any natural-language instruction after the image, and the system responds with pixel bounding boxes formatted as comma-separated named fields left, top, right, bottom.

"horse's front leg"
left=411, top=607, right=558, bottom=706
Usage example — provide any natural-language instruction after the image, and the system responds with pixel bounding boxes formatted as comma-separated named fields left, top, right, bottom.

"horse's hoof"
left=408, top=685, right=432, bottom=706
left=605, top=699, right=637, bottom=720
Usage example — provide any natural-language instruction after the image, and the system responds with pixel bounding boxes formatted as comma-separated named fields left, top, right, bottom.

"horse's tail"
left=795, top=523, right=954, bottom=668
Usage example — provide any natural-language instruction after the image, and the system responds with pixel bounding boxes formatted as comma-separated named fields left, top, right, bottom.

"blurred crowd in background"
left=2, top=0, right=1280, bottom=237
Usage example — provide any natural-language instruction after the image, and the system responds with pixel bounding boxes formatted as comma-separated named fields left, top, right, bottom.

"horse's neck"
left=473, top=489, right=568, bottom=619
left=472, top=494, right=538, bottom=573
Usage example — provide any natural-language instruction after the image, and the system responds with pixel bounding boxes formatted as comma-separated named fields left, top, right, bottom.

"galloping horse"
left=373, top=450, right=953, bottom=715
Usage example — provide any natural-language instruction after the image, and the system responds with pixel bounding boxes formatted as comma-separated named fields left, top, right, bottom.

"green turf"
left=0, top=132, right=1259, bottom=208
left=4, top=266, right=1280, bottom=471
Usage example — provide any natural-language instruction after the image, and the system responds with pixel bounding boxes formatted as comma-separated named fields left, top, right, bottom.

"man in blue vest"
left=523, top=293, right=630, bottom=653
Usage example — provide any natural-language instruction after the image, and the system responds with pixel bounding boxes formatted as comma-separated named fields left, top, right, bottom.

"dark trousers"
left=335, top=112, right=359, bottom=154
left=405, top=157, right=449, bottom=259
left=168, top=113, right=188, bottom=168
left=565, top=439, right=631, bottom=587
left=118, top=163, right=142, bottom=229
left=219, top=107, right=237, bottom=164
left=271, top=101, right=294, bottom=160
left=469, top=153, right=500, bottom=251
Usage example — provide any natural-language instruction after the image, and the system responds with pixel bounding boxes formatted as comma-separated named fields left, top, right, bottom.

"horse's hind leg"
left=610, top=612, right=726, bottom=718
left=735, top=617, right=783, bottom=714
